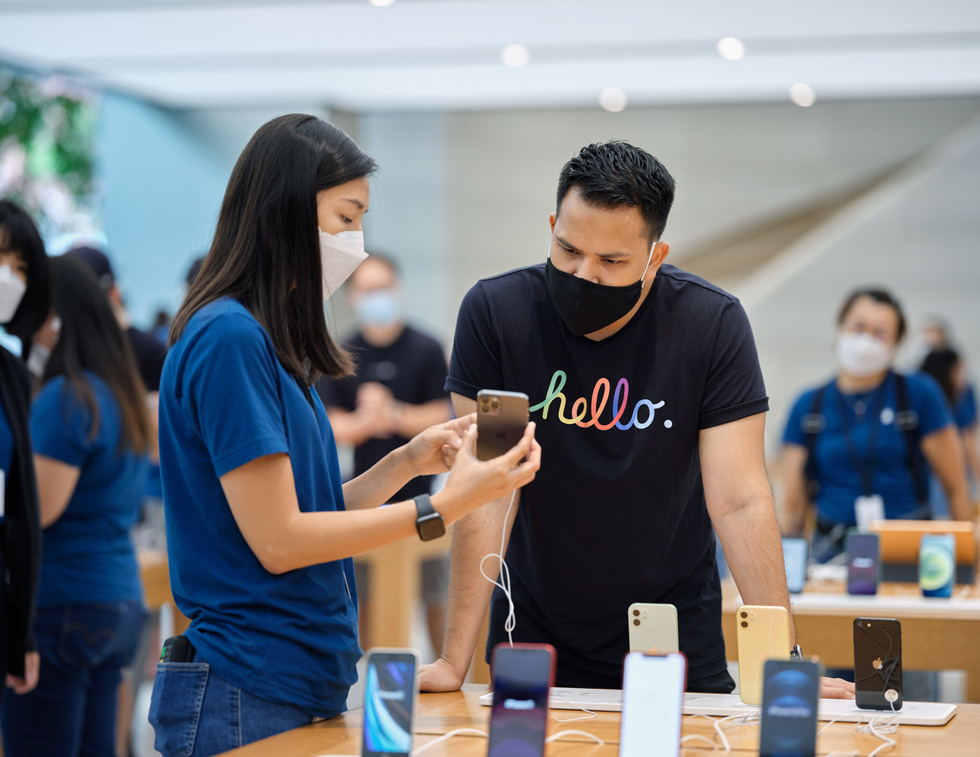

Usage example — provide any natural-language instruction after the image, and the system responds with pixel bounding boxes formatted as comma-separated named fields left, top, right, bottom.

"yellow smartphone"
left=736, top=605, right=791, bottom=705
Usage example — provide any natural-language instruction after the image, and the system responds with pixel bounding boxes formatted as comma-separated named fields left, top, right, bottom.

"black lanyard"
left=834, top=375, right=889, bottom=498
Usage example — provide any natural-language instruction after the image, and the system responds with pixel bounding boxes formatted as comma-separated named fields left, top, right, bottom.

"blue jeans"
left=149, top=652, right=315, bottom=756
left=0, top=600, right=144, bottom=757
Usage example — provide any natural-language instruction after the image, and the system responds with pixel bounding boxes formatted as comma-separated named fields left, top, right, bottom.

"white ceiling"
left=1, top=0, right=980, bottom=111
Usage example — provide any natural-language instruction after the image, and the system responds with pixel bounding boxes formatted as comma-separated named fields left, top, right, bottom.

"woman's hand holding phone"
left=402, top=413, right=478, bottom=476
left=431, top=421, right=540, bottom=525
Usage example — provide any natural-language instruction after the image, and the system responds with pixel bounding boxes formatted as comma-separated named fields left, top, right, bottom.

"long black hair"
left=169, top=114, right=378, bottom=383
left=920, top=347, right=961, bottom=406
left=42, top=256, right=152, bottom=454
left=0, top=199, right=51, bottom=342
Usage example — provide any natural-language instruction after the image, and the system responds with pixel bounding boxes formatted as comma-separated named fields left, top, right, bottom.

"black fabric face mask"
left=544, top=257, right=647, bottom=336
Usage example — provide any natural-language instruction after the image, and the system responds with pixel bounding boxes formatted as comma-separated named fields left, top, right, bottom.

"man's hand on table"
left=820, top=676, right=856, bottom=699
left=419, top=657, right=466, bottom=693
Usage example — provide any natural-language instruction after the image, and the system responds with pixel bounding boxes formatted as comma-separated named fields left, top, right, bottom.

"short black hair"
left=351, top=251, right=401, bottom=284
left=920, top=347, right=961, bottom=405
left=556, top=141, right=676, bottom=242
left=0, top=199, right=51, bottom=341
left=837, top=287, right=907, bottom=342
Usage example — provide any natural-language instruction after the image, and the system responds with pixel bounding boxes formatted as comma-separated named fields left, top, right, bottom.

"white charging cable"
left=545, top=729, right=604, bottom=745
left=857, top=697, right=900, bottom=757
left=410, top=727, right=488, bottom=755
left=479, top=489, right=519, bottom=647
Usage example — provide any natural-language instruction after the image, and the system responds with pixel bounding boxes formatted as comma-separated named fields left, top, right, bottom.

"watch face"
left=418, top=513, right=446, bottom=541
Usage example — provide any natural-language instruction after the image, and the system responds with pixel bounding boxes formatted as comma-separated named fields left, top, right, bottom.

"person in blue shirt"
left=0, top=254, right=153, bottom=756
left=0, top=200, right=50, bottom=713
left=920, top=347, right=980, bottom=517
left=779, top=288, right=970, bottom=562
left=150, top=114, right=540, bottom=757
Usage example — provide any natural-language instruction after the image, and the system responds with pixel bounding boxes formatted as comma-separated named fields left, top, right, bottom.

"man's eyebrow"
left=555, top=235, right=629, bottom=258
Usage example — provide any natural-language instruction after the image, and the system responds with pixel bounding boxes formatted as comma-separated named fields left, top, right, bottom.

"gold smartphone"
left=476, top=390, right=529, bottom=461
left=736, top=605, right=791, bottom=705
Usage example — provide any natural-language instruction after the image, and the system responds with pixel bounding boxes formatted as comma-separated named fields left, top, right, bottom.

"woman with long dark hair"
left=150, top=114, right=539, bottom=755
left=0, top=200, right=50, bottom=717
left=0, top=255, right=151, bottom=755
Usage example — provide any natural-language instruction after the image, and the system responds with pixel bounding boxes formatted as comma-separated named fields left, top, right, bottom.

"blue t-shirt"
left=31, top=373, right=150, bottom=606
left=159, top=299, right=358, bottom=718
left=955, top=383, right=977, bottom=430
left=0, top=393, right=13, bottom=525
left=783, top=372, right=953, bottom=526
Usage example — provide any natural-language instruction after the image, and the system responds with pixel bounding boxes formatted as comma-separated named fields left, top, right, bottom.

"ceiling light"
left=500, top=44, right=530, bottom=68
left=716, top=37, right=746, bottom=61
left=368, top=0, right=397, bottom=6
left=599, top=87, right=628, bottom=113
left=789, top=82, right=816, bottom=107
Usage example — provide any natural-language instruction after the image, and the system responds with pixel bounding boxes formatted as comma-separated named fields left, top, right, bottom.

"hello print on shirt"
left=529, top=369, right=672, bottom=430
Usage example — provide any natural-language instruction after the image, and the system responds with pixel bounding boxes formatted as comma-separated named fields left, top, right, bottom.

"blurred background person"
left=0, top=255, right=152, bottom=756
left=0, top=199, right=50, bottom=712
left=920, top=346, right=980, bottom=516
left=65, top=245, right=167, bottom=394
left=779, top=288, right=971, bottom=562
left=316, top=253, right=452, bottom=656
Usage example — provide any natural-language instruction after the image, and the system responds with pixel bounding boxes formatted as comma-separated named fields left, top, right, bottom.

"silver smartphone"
left=476, top=390, right=529, bottom=461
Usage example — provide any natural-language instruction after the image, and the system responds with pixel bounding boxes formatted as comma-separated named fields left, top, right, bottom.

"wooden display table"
left=138, top=549, right=191, bottom=634
left=722, top=577, right=980, bottom=702
left=218, top=684, right=980, bottom=756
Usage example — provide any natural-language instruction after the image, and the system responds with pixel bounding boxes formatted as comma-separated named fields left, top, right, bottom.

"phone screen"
left=846, top=532, right=879, bottom=595
left=781, top=537, right=808, bottom=594
left=919, top=533, right=955, bottom=598
left=362, top=651, right=418, bottom=757
left=619, top=652, right=686, bottom=757
left=759, top=660, right=819, bottom=757
left=488, top=645, right=554, bottom=757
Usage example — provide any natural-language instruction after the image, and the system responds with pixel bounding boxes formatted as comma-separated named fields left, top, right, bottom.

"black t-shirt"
left=446, top=263, right=769, bottom=687
left=127, top=326, right=167, bottom=393
left=316, top=325, right=448, bottom=502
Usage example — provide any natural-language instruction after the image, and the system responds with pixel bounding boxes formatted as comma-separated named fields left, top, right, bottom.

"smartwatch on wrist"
left=790, top=644, right=803, bottom=661
left=414, top=494, right=446, bottom=541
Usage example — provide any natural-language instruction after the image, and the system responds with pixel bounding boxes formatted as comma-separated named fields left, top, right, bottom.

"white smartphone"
left=627, top=603, right=679, bottom=654
left=619, top=652, right=687, bottom=757
left=362, top=648, right=421, bottom=757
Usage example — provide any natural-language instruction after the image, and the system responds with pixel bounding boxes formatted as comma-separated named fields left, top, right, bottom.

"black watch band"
left=414, top=494, right=446, bottom=542
left=790, top=644, right=803, bottom=661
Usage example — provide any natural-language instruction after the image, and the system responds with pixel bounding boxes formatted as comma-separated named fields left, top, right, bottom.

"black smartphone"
left=759, top=659, right=820, bottom=757
left=846, top=532, right=880, bottom=596
left=476, top=390, right=529, bottom=461
left=159, top=635, right=196, bottom=663
left=488, top=643, right=555, bottom=757
left=362, top=648, right=420, bottom=757
left=853, top=618, right=903, bottom=711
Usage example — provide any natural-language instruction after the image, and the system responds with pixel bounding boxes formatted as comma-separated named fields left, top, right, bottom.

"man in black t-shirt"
left=316, top=254, right=452, bottom=653
left=420, top=142, right=854, bottom=699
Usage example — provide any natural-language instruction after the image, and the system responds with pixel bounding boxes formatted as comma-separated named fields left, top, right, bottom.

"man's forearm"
left=716, top=500, right=796, bottom=644
left=440, top=492, right=517, bottom=673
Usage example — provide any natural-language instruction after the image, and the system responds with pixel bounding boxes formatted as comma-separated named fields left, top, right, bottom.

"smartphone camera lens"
left=740, top=621, right=748, bottom=628
left=490, top=397, right=500, bottom=410
left=740, top=611, right=748, bottom=619
left=633, top=619, right=640, bottom=626
left=632, top=609, right=640, bottom=617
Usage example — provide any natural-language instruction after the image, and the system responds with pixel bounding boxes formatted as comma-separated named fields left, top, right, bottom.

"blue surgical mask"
left=355, top=290, right=402, bottom=328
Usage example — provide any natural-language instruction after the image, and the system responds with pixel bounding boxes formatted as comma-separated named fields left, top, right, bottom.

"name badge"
left=854, top=494, right=885, bottom=531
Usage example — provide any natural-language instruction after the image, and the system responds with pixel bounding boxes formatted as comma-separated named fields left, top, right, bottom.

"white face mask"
left=836, top=331, right=894, bottom=378
left=318, top=229, right=367, bottom=302
left=0, top=264, right=27, bottom=324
